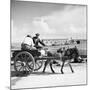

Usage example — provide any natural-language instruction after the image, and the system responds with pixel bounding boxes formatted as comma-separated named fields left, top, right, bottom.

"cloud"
left=34, top=5, right=86, bottom=39
left=11, top=20, right=32, bottom=43
left=11, top=5, right=86, bottom=42
left=32, top=17, right=55, bottom=34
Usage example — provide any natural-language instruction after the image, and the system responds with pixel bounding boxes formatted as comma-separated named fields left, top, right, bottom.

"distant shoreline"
left=12, top=38, right=87, bottom=44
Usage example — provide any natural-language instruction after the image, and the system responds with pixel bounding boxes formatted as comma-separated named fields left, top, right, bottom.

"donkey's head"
left=57, top=48, right=63, bottom=53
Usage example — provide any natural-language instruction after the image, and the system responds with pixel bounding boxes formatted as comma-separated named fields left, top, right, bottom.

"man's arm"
left=31, top=39, right=34, bottom=46
left=39, top=39, right=46, bottom=46
left=32, top=37, right=35, bottom=44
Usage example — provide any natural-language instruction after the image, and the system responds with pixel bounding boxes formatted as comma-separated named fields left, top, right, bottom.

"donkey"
left=42, top=46, right=79, bottom=74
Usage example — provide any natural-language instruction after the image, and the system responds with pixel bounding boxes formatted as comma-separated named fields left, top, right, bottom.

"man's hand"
left=43, top=47, right=48, bottom=50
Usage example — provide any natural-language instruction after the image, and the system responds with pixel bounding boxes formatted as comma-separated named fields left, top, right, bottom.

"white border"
left=20, top=0, right=87, bottom=5
left=0, top=0, right=89, bottom=90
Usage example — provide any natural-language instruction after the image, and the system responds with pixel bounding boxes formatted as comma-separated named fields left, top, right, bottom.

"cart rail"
left=35, top=56, right=60, bottom=60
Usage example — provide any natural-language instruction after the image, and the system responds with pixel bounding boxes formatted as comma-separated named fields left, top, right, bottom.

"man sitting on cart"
left=21, top=34, right=46, bottom=57
left=33, top=33, right=46, bottom=57
left=21, top=34, right=36, bottom=50
left=33, top=33, right=46, bottom=49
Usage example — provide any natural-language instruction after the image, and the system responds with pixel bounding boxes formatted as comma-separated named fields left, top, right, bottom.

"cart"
left=11, top=48, right=60, bottom=74
left=11, top=47, right=85, bottom=75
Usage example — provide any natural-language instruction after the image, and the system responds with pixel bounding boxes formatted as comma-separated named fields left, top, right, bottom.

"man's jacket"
left=33, top=36, right=45, bottom=47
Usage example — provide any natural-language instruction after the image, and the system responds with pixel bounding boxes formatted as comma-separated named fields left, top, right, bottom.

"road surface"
left=11, top=63, right=87, bottom=89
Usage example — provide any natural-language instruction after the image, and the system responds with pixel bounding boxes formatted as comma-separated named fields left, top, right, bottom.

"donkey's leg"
left=61, top=61, right=65, bottom=74
left=50, top=62, right=55, bottom=73
left=42, top=60, right=49, bottom=73
left=68, top=63, right=74, bottom=73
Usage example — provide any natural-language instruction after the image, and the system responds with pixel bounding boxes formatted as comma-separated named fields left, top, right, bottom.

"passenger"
left=21, top=35, right=36, bottom=50
left=33, top=33, right=46, bottom=49
left=74, top=46, right=79, bottom=55
left=73, top=46, right=80, bottom=62
left=33, top=33, right=46, bottom=57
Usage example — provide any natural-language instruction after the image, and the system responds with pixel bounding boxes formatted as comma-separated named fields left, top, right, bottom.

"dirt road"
left=11, top=63, right=87, bottom=89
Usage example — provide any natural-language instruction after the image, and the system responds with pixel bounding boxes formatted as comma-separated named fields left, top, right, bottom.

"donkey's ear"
left=57, top=50, right=59, bottom=53
left=57, top=48, right=60, bottom=53
left=57, top=49, right=59, bottom=53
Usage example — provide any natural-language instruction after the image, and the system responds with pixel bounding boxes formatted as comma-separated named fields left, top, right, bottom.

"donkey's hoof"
left=52, top=71, right=55, bottom=73
left=61, top=72, right=64, bottom=74
left=61, top=70, right=64, bottom=74
left=42, top=71, right=45, bottom=73
left=72, top=71, right=74, bottom=73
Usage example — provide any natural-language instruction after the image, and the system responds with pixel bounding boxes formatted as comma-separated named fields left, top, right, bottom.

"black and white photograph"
left=11, top=0, right=87, bottom=89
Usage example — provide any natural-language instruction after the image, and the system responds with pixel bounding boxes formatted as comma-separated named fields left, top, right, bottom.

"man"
left=21, top=35, right=36, bottom=74
left=33, top=33, right=47, bottom=57
left=73, top=46, right=80, bottom=62
left=33, top=33, right=46, bottom=49
left=21, top=35, right=35, bottom=50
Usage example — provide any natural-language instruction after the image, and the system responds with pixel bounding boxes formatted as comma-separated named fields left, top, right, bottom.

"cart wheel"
left=14, top=51, right=35, bottom=74
left=34, top=60, right=43, bottom=71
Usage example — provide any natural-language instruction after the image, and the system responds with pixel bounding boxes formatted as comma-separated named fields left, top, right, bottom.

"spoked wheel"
left=34, top=60, right=43, bottom=71
left=14, top=51, right=35, bottom=75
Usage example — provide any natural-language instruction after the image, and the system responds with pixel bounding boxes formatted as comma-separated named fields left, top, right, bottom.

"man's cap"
left=27, top=35, right=31, bottom=37
left=35, top=33, right=40, bottom=36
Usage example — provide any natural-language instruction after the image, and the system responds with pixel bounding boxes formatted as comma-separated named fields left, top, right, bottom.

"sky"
left=11, top=0, right=87, bottom=43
